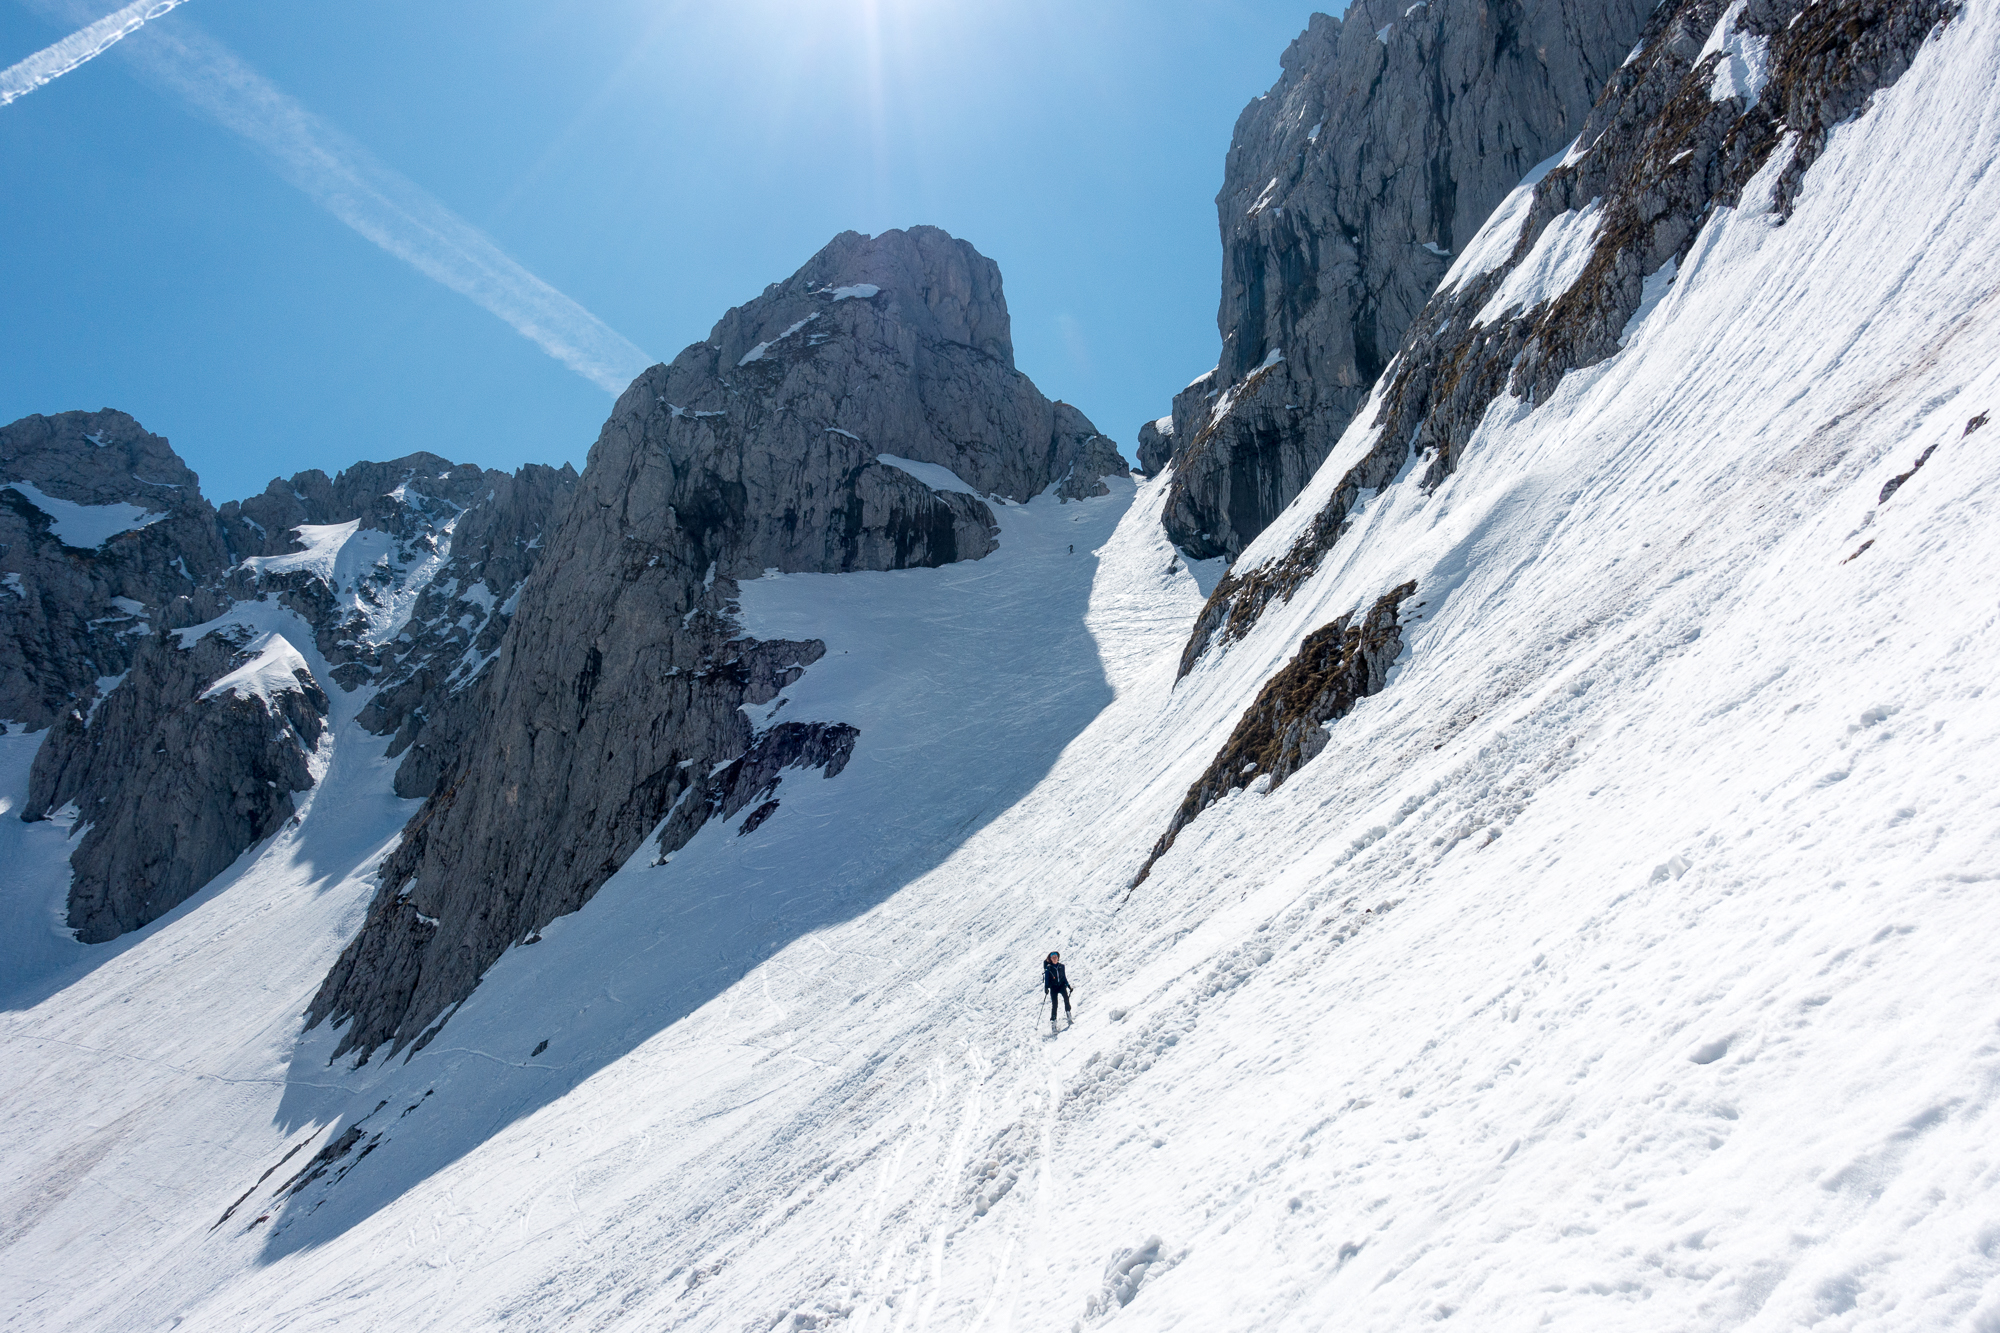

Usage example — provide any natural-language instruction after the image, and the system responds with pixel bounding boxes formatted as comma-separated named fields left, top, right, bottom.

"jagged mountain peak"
left=635, top=223, right=1120, bottom=544
left=718, top=225, right=1016, bottom=365
left=3, top=411, right=579, bottom=941
left=0, top=408, right=205, bottom=502
left=305, top=228, right=1124, bottom=1064
left=217, top=451, right=559, bottom=564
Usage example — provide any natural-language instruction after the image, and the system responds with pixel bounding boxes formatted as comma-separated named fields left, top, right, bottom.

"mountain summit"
left=3, top=2, right=1997, bottom=1327
left=306, top=226, right=1123, bottom=1063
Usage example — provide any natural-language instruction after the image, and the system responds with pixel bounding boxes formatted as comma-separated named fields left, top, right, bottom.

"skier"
left=1044, top=951, right=1073, bottom=1028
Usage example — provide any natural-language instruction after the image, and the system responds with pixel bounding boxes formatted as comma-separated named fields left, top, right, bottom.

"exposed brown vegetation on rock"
left=1146, top=0, right=1650, bottom=561
left=1138, top=581, right=1416, bottom=890
left=1180, top=0, right=1957, bottom=673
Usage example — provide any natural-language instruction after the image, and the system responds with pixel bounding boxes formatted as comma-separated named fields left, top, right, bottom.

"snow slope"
left=0, top=480, right=165, bottom=548
left=197, top=631, right=316, bottom=704
left=5, top=4, right=2000, bottom=1328
left=240, top=516, right=455, bottom=643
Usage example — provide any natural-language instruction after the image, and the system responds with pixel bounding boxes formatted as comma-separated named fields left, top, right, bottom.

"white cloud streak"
left=0, top=0, right=192, bottom=107
left=15, top=2, right=655, bottom=393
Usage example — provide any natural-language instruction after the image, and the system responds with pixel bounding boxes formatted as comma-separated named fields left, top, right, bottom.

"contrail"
left=16, top=1, right=656, bottom=394
left=0, top=0, right=192, bottom=107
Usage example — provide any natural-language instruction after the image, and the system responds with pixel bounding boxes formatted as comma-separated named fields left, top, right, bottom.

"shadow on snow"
left=252, top=481, right=1134, bottom=1258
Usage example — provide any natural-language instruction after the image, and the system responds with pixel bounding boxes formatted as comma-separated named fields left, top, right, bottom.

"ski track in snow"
left=6, top=5, right=2000, bottom=1328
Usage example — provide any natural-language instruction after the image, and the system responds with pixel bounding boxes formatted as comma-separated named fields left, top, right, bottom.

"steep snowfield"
left=240, top=515, right=456, bottom=643
left=6, top=5, right=2000, bottom=1328
left=0, top=599, right=413, bottom=1326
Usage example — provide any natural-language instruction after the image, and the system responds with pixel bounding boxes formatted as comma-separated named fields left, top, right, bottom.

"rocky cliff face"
left=1136, top=581, right=1415, bottom=889
left=7, top=420, right=575, bottom=941
left=31, top=625, right=330, bottom=942
left=1150, top=0, right=1650, bottom=560
left=1135, top=415, right=1175, bottom=478
left=306, top=227, right=1121, bottom=1063
left=213, top=454, right=575, bottom=695
left=1, top=411, right=232, bottom=731
left=343, top=461, right=577, bottom=798
left=1182, top=0, right=1960, bottom=670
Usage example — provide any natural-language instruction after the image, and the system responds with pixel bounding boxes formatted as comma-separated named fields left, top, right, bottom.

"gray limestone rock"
left=658, top=719, right=861, bottom=854
left=349, top=461, right=579, bottom=798
left=217, top=453, right=503, bottom=562
left=633, top=225, right=1123, bottom=575
left=6, top=409, right=576, bottom=945
left=307, top=227, right=1115, bottom=1063
left=1054, top=408, right=1131, bottom=501
left=28, top=622, right=328, bottom=942
left=1183, top=0, right=1958, bottom=669
left=215, top=454, right=572, bottom=695
left=1153, top=0, right=1649, bottom=560
left=1135, top=415, right=1175, bottom=478
left=0, top=410, right=231, bottom=730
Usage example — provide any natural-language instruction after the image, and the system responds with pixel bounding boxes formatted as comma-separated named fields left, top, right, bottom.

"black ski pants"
left=1048, top=987, right=1071, bottom=1021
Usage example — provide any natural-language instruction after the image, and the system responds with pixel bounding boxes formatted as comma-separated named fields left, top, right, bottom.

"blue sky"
left=1, top=0, right=1324, bottom=503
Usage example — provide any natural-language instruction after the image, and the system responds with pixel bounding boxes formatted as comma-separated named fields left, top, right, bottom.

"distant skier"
left=1044, top=951, right=1072, bottom=1027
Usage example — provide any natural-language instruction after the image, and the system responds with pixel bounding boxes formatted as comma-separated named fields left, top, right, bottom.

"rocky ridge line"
left=1142, top=0, right=1649, bottom=560
left=5, top=416, right=576, bottom=940
left=1134, top=581, right=1415, bottom=889
left=1179, top=0, right=1959, bottom=673
left=306, top=226, right=1123, bottom=1064
left=1, top=410, right=232, bottom=732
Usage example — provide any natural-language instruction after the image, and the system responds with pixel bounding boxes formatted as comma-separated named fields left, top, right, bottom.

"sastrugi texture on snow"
left=306, top=227, right=1123, bottom=1063
left=1182, top=0, right=1962, bottom=672
left=1146, top=0, right=1649, bottom=560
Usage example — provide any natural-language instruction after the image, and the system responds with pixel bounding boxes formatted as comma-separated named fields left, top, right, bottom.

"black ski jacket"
left=1044, top=960, right=1071, bottom=994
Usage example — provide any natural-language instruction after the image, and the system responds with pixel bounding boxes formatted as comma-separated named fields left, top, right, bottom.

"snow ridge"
left=2, top=4, right=1999, bottom=1330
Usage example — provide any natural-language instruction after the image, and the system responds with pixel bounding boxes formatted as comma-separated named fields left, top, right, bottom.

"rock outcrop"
left=30, top=624, right=329, bottom=942
left=1136, top=582, right=1414, bottom=888
left=1, top=411, right=232, bottom=730
left=1148, top=0, right=1650, bottom=560
left=307, top=227, right=1119, bottom=1063
left=1135, top=416, right=1175, bottom=478
left=9, top=417, right=575, bottom=941
left=1183, top=0, right=1960, bottom=670
left=214, top=454, right=576, bottom=697
left=343, top=461, right=577, bottom=797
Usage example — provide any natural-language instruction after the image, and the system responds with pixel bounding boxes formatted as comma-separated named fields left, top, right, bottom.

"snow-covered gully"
left=4, top=1, right=2000, bottom=1328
